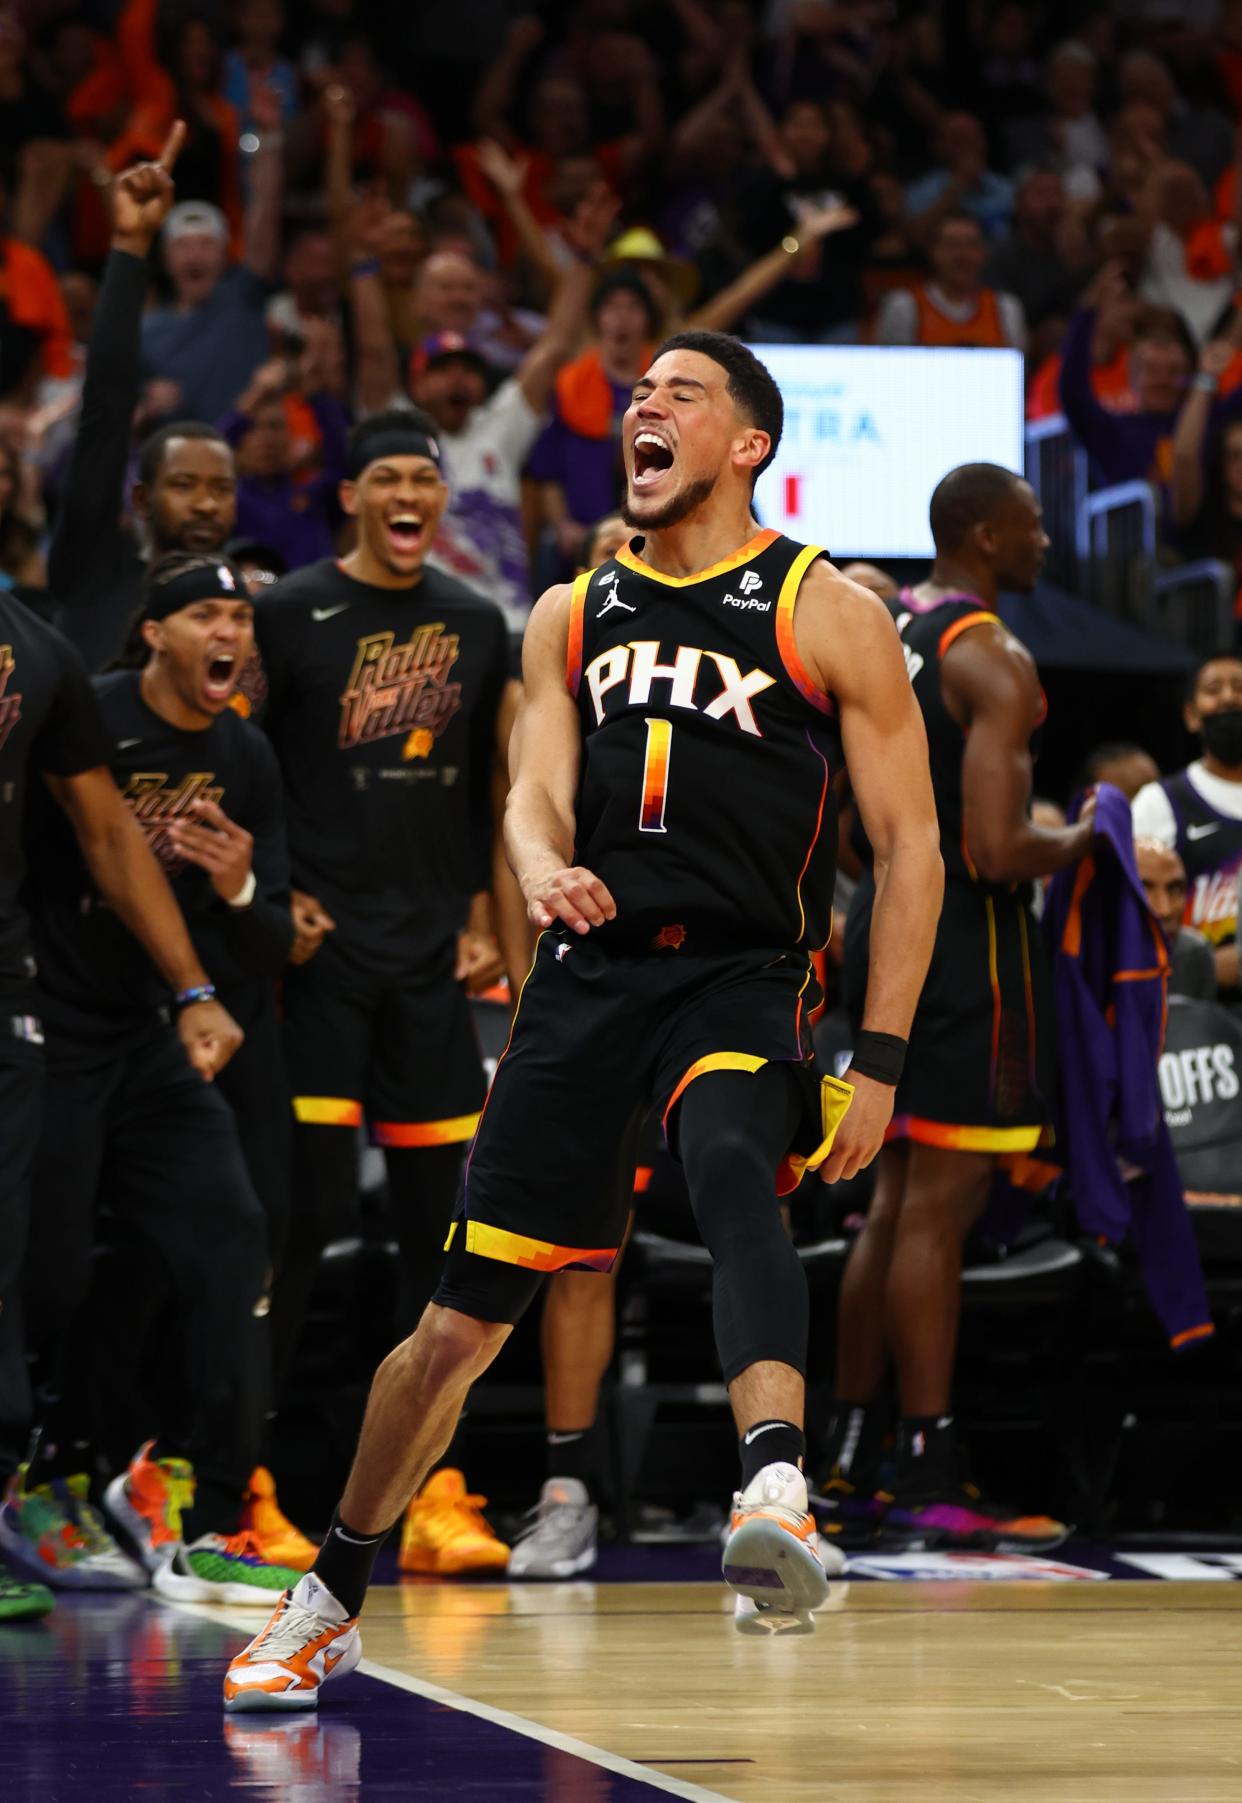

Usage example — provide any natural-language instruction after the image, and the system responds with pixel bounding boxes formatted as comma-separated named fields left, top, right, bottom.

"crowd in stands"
left=5, top=0, right=1242, bottom=1605
left=9, top=4, right=1242, bottom=618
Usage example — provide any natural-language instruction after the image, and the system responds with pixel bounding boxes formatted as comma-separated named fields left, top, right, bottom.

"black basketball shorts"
left=283, top=934, right=487, bottom=1149
left=448, top=926, right=854, bottom=1277
left=845, top=875, right=1053, bottom=1153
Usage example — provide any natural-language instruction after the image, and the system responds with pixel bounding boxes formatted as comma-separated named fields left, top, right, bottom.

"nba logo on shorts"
left=738, top=570, right=763, bottom=595
left=556, top=943, right=572, bottom=962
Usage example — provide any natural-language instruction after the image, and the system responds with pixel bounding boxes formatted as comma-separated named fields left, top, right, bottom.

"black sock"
left=823, top=1401, right=885, bottom=1489
left=739, top=1419, right=805, bottom=1489
left=895, top=1414, right=957, bottom=1496
left=311, top=1508, right=390, bottom=1617
left=545, top=1428, right=593, bottom=1492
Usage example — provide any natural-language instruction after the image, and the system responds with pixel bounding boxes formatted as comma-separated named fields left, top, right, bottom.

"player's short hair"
left=928, top=462, right=1023, bottom=552
left=651, top=331, right=783, bottom=484
left=345, top=405, right=442, bottom=476
left=1188, top=649, right=1242, bottom=700
left=138, top=420, right=232, bottom=486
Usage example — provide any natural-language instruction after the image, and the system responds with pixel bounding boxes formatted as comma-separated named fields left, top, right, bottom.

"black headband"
left=144, top=561, right=247, bottom=621
left=344, top=430, right=442, bottom=482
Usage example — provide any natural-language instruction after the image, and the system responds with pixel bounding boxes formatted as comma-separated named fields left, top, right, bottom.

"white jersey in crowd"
left=427, top=378, right=543, bottom=630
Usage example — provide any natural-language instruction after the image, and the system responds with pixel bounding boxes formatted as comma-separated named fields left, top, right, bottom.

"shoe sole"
left=0, top=1516, right=145, bottom=1591
left=399, top=1547, right=511, bottom=1576
left=223, top=1633, right=362, bottom=1712
left=879, top=1519, right=1072, bottom=1555
left=508, top=1545, right=598, bottom=1580
left=722, top=1516, right=831, bottom=1632
left=153, top=1566, right=295, bottom=1608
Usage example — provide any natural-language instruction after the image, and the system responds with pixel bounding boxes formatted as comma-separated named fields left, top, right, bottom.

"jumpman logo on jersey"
left=598, top=576, right=636, bottom=619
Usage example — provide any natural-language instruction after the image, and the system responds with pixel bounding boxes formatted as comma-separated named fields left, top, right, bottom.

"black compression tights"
left=676, top=1065, right=809, bottom=1387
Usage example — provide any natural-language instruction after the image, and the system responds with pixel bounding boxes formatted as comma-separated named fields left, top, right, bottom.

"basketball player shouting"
left=223, top=329, right=943, bottom=1706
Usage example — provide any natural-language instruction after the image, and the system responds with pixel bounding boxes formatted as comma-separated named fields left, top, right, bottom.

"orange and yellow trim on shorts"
left=293, top=1096, right=363, bottom=1127
left=661, top=1051, right=768, bottom=1131
left=566, top=568, right=590, bottom=696
left=774, top=543, right=834, bottom=715
left=661, top=1051, right=854, bottom=1196
left=371, top=1113, right=481, bottom=1148
left=443, top=1218, right=617, bottom=1273
left=887, top=1114, right=1045, bottom=1153
left=614, top=526, right=778, bottom=587
left=1170, top=1322, right=1215, bottom=1351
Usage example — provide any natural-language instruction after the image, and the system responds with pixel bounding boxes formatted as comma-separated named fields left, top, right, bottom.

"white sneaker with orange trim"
left=223, top=1573, right=361, bottom=1712
left=722, top=1462, right=840, bottom=1636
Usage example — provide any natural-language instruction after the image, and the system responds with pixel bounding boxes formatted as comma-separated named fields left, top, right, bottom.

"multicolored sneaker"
left=398, top=1469, right=510, bottom=1576
left=153, top=1531, right=305, bottom=1606
left=723, top=1462, right=842, bottom=1635
left=0, top=1553, right=55, bottom=1621
left=880, top=1480, right=1070, bottom=1552
left=0, top=1466, right=146, bottom=1589
left=224, top=1572, right=361, bottom=1711
left=102, top=1441, right=194, bottom=1573
left=809, top=1468, right=890, bottom=1547
left=240, top=1468, right=318, bottom=1572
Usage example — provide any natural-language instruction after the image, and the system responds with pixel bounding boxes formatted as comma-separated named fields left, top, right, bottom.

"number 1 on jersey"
left=639, top=717, right=672, bottom=834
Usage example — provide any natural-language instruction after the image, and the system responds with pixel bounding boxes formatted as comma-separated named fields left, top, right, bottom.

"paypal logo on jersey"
left=583, top=639, right=776, bottom=736
left=720, top=568, right=771, bottom=611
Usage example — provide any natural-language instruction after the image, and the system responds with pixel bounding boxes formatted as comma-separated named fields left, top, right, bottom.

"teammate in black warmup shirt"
left=222, top=331, right=942, bottom=1706
left=0, top=587, right=244, bottom=1610
left=255, top=411, right=508, bottom=1445
left=7, top=559, right=302, bottom=1604
left=26, top=134, right=312, bottom=1568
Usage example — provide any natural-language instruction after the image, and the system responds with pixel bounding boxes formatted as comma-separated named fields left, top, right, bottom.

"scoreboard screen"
left=747, top=344, right=1027, bottom=561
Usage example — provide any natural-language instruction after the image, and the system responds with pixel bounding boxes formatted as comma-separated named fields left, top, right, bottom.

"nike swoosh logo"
left=1187, top=824, right=1220, bottom=839
left=742, top=1421, right=785, bottom=1447
left=116, top=738, right=143, bottom=751
left=322, top=1647, right=345, bottom=1673
left=311, top=605, right=349, bottom=622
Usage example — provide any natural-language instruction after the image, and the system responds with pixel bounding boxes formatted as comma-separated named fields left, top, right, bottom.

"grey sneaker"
left=508, top=1479, right=599, bottom=1579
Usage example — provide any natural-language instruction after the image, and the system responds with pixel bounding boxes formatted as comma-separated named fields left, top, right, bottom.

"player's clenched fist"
left=523, top=866, right=617, bottom=935
left=177, top=997, right=244, bottom=1082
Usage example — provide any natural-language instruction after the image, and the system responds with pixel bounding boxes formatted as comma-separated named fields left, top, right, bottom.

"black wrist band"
left=848, top=1029, right=907, bottom=1087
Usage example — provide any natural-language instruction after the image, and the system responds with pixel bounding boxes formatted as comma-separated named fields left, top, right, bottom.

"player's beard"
left=623, top=470, right=718, bottom=531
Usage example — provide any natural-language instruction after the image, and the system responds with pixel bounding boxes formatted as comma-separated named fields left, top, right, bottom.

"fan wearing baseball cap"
left=140, top=120, right=284, bottom=422
left=351, top=185, right=619, bottom=627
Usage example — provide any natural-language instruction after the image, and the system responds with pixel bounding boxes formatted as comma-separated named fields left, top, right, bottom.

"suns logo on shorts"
left=651, top=923, right=687, bottom=951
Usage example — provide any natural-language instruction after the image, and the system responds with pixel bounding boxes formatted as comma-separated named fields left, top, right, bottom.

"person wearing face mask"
left=1132, top=652, right=1242, bottom=997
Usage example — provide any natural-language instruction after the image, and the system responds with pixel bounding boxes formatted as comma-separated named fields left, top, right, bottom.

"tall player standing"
left=222, top=329, right=943, bottom=1707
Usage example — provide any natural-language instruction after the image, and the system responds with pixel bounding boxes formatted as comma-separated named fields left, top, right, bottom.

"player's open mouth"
left=204, top=652, right=236, bottom=701
left=632, top=431, right=675, bottom=490
left=386, top=513, right=426, bottom=555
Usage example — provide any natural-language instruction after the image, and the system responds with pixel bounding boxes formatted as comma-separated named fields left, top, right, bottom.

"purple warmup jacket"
left=1044, top=782, right=1214, bottom=1351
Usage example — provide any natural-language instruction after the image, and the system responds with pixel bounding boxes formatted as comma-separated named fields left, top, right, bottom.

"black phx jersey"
left=568, top=528, right=842, bottom=948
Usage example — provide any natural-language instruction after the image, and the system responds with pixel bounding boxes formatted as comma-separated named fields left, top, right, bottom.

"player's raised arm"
left=506, top=586, right=618, bottom=935
left=799, top=564, right=944, bottom=1178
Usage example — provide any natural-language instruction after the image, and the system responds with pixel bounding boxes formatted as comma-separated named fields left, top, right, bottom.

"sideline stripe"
left=173, top=1600, right=729, bottom=1802
left=354, top=1656, right=732, bottom=1802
